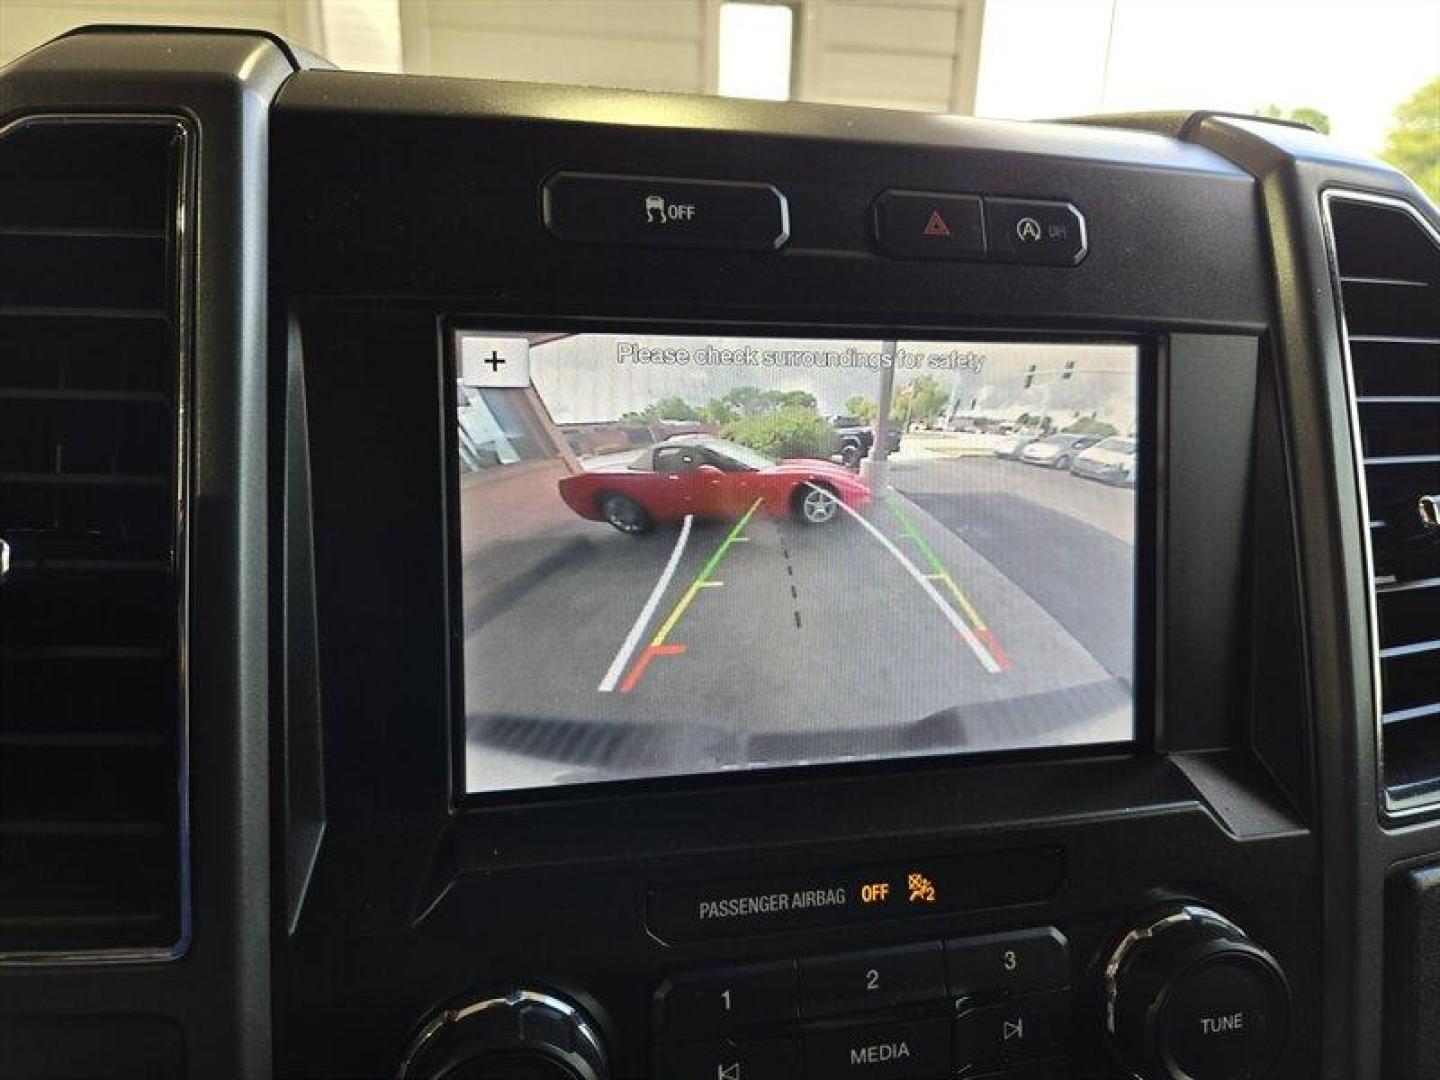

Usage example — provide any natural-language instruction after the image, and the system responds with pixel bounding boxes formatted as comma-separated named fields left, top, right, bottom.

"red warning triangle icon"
left=922, top=210, right=951, bottom=237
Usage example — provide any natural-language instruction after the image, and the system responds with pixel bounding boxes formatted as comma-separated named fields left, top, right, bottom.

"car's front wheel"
left=839, top=442, right=863, bottom=468
left=796, top=484, right=840, bottom=525
left=599, top=493, right=653, bottom=535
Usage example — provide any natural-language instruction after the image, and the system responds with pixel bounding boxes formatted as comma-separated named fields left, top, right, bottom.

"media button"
left=872, top=190, right=985, bottom=260
left=946, top=927, right=1069, bottom=998
left=802, top=1018, right=950, bottom=1079
left=542, top=172, right=789, bottom=251
left=984, top=198, right=1087, bottom=265
left=655, top=1036, right=798, bottom=1080
left=654, top=961, right=797, bottom=1038
left=955, top=990, right=1069, bottom=1066
left=799, top=941, right=945, bottom=1018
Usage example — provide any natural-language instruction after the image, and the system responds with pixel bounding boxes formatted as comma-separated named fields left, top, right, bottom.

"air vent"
left=1327, top=192, right=1440, bottom=813
left=0, top=117, right=190, bottom=958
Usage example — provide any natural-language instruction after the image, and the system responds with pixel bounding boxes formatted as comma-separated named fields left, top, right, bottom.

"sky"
left=512, top=333, right=1139, bottom=431
left=976, top=0, right=1440, bottom=156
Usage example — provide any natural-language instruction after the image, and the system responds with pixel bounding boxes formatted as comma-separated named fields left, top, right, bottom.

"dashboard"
left=0, top=25, right=1437, bottom=1080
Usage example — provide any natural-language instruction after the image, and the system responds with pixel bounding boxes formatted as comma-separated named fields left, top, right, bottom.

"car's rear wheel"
left=599, top=494, right=653, bottom=534
left=1053, top=455, right=1071, bottom=469
left=797, top=483, right=839, bottom=525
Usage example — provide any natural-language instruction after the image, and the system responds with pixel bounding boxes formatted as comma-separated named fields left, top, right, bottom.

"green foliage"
left=1062, top=415, right=1118, bottom=437
left=621, top=396, right=702, bottom=423
left=1381, top=75, right=1440, bottom=204
left=1257, top=104, right=1332, bottom=134
left=1015, top=412, right=1053, bottom=431
left=843, top=395, right=878, bottom=423
left=714, top=385, right=820, bottom=417
left=719, top=386, right=772, bottom=417
left=701, top=398, right=739, bottom=425
left=890, top=376, right=950, bottom=426
left=723, top=408, right=837, bottom=460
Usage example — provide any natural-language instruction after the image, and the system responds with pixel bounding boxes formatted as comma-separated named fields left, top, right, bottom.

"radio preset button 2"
left=654, top=961, right=797, bottom=1038
left=799, top=941, right=945, bottom=1018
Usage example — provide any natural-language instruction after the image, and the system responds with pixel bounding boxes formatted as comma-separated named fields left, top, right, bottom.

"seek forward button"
left=956, top=990, right=1069, bottom=1066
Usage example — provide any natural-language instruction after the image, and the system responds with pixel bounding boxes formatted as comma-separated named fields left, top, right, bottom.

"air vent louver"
left=1328, top=192, right=1440, bottom=812
left=0, top=118, right=189, bottom=957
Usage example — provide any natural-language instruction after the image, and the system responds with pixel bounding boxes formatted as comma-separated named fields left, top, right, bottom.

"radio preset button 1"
left=654, top=1037, right=798, bottom=1080
left=799, top=941, right=945, bottom=1018
left=541, top=172, right=790, bottom=251
left=946, top=927, right=1069, bottom=998
left=802, top=1018, right=950, bottom=1079
left=955, top=990, right=1070, bottom=1066
left=654, top=961, right=798, bottom=1038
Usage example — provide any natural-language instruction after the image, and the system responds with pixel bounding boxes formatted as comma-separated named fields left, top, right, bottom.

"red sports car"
left=558, top=435, right=871, bottom=534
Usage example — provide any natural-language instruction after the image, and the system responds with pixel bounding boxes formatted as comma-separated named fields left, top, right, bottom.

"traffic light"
left=1023, top=364, right=1037, bottom=389
left=1062, top=360, right=1076, bottom=379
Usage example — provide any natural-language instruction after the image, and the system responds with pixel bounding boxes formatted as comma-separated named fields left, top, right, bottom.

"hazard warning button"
left=873, top=190, right=984, bottom=260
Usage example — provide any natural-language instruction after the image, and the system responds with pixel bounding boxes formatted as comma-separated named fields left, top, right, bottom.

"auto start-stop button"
left=1159, top=957, right=1288, bottom=1079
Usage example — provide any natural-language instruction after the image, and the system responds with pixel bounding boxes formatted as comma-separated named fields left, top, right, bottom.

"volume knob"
left=397, top=989, right=608, bottom=1080
left=1103, top=904, right=1289, bottom=1080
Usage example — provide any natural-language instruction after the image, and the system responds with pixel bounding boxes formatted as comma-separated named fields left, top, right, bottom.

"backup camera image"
left=456, top=331, right=1139, bottom=794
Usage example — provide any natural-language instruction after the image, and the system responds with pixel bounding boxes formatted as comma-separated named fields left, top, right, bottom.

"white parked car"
left=1069, top=436, right=1138, bottom=486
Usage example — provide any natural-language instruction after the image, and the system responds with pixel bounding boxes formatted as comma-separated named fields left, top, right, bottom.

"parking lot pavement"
left=889, top=456, right=1135, bottom=680
left=463, top=458, right=1135, bottom=792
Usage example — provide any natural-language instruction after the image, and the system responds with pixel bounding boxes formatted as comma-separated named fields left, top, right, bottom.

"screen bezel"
left=442, top=317, right=1162, bottom=809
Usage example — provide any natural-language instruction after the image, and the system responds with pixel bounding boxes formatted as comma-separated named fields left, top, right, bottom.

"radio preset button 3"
left=946, top=926, right=1070, bottom=998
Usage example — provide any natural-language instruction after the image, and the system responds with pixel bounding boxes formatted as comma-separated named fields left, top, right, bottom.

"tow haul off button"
left=542, top=172, right=790, bottom=251
left=872, top=190, right=985, bottom=260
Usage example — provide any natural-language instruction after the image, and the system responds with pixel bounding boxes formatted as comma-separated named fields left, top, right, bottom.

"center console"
left=269, top=73, right=1319, bottom=1080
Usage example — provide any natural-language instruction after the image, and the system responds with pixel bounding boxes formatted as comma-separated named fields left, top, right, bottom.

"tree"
left=1257, top=104, right=1332, bottom=134
left=890, top=376, right=950, bottom=427
left=721, top=386, right=774, bottom=417
left=701, top=398, right=739, bottom=425
left=843, top=395, right=878, bottom=423
left=722, top=408, right=836, bottom=460
left=767, top=389, right=817, bottom=411
left=619, top=396, right=701, bottom=424
left=1381, top=75, right=1440, bottom=204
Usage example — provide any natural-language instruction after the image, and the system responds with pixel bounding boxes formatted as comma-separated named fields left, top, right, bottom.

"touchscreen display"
left=455, top=330, right=1139, bottom=794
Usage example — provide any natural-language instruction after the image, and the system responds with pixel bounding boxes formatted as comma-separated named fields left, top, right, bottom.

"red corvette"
left=558, top=436, right=871, bottom=534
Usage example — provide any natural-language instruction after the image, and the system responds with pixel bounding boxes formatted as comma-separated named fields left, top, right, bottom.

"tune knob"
left=397, top=989, right=608, bottom=1080
left=1103, top=904, right=1290, bottom=1080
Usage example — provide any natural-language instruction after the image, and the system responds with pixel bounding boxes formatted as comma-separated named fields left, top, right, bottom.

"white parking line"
left=810, top=484, right=1001, bottom=674
left=598, top=515, right=694, bottom=692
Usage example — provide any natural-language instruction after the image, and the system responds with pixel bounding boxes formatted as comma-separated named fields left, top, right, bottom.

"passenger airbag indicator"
left=647, top=847, right=1062, bottom=942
